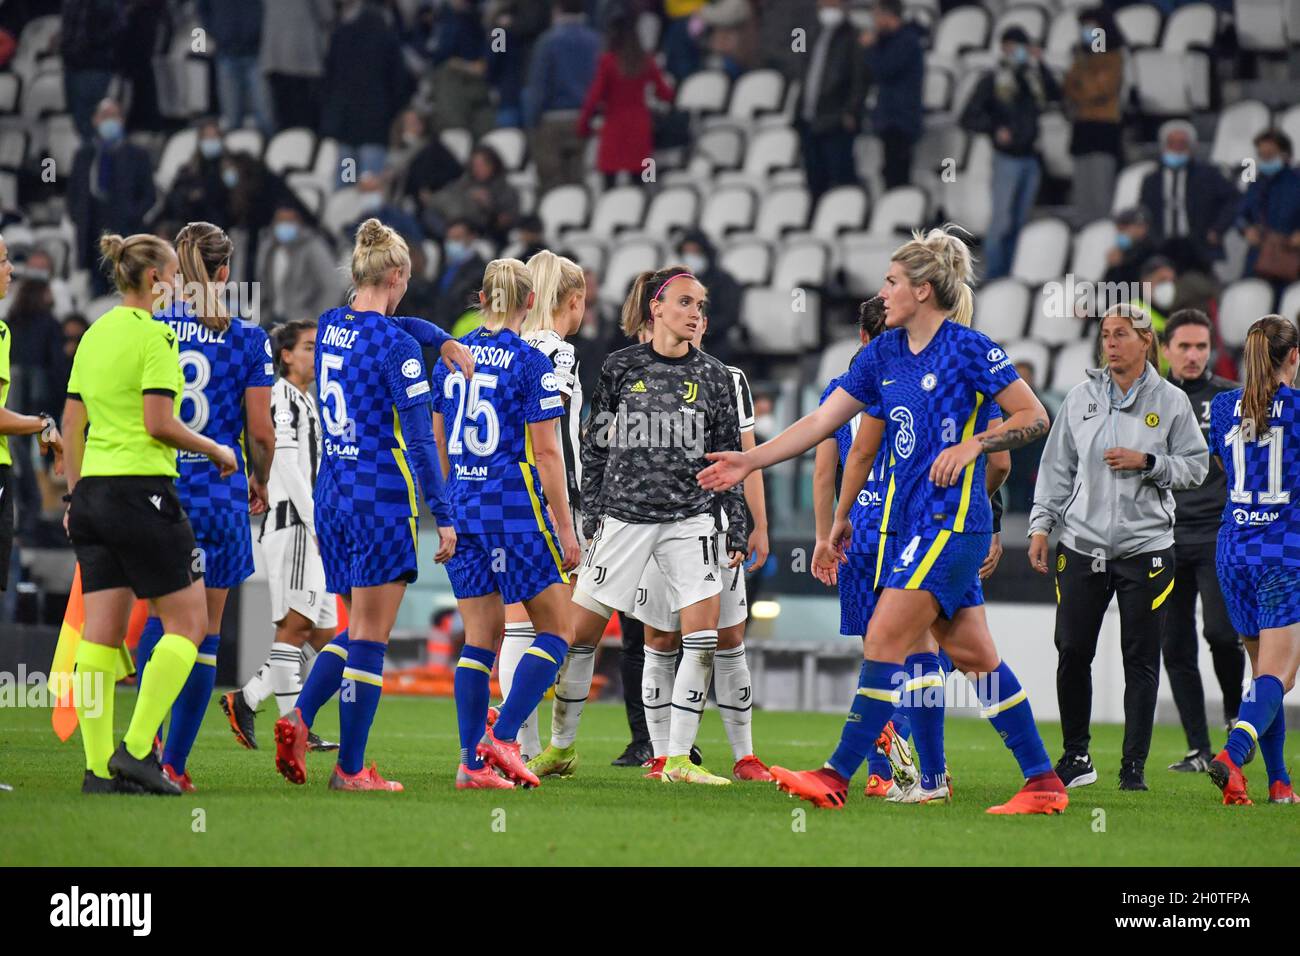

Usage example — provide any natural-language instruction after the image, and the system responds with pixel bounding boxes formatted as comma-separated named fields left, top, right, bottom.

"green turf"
left=0, top=690, right=1293, bottom=866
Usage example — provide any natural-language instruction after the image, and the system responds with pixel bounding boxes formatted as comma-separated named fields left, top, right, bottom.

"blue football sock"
left=134, top=615, right=165, bottom=696
left=828, top=659, right=903, bottom=781
left=493, top=633, right=568, bottom=742
left=903, top=652, right=947, bottom=789
left=1227, top=675, right=1284, bottom=769
left=297, top=629, right=347, bottom=727
left=977, top=661, right=1052, bottom=778
left=890, top=708, right=912, bottom=742
left=161, top=634, right=220, bottom=775
left=1258, top=704, right=1289, bottom=787
left=454, top=645, right=496, bottom=770
left=338, top=639, right=386, bottom=775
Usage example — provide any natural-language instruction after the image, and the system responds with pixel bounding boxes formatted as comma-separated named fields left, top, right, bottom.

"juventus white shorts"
left=634, top=532, right=748, bottom=632
left=574, top=513, right=721, bottom=618
left=263, top=524, right=338, bottom=629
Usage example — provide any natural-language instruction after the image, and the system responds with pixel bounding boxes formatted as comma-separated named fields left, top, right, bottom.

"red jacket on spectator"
left=577, top=52, right=674, bottom=175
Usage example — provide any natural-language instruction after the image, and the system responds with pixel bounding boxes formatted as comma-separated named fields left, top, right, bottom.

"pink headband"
left=652, top=272, right=696, bottom=301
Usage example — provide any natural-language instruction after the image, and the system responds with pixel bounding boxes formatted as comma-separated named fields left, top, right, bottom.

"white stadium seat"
left=1038, top=110, right=1074, bottom=178
left=773, top=241, right=830, bottom=289
left=700, top=185, right=757, bottom=243
left=1132, top=49, right=1207, bottom=115
left=22, top=71, right=64, bottom=120
left=0, top=130, right=28, bottom=171
left=740, top=285, right=820, bottom=354
left=602, top=238, right=661, bottom=303
left=808, top=185, right=868, bottom=239
left=719, top=240, right=773, bottom=286
left=1027, top=280, right=1090, bottom=346
left=1278, top=105, right=1300, bottom=162
left=1112, top=160, right=1155, bottom=214
left=1003, top=339, right=1052, bottom=386
left=1115, top=4, right=1163, bottom=47
left=676, top=69, right=731, bottom=116
left=1161, top=2, right=1217, bottom=52
left=156, top=128, right=199, bottom=192
left=932, top=6, right=992, bottom=64
left=265, top=128, right=317, bottom=175
left=322, top=188, right=368, bottom=237
left=868, top=186, right=928, bottom=238
left=537, top=184, right=590, bottom=238
left=1070, top=218, right=1117, bottom=282
left=1051, top=340, right=1097, bottom=392
left=562, top=235, right=606, bottom=274
left=923, top=64, right=955, bottom=112
left=840, top=232, right=896, bottom=296
left=1011, top=218, right=1071, bottom=286
left=1218, top=279, right=1276, bottom=347
left=945, top=134, right=993, bottom=238
left=585, top=185, right=647, bottom=239
left=1235, top=0, right=1288, bottom=52
left=642, top=185, right=700, bottom=238
left=1210, top=100, right=1270, bottom=169
left=0, top=74, right=21, bottom=114
left=1044, top=9, right=1081, bottom=68
left=224, top=128, right=264, bottom=160
left=693, top=123, right=746, bottom=172
left=718, top=69, right=784, bottom=126
left=717, top=126, right=799, bottom=187
left=816, top=337, right=862, bottom=387
left=1276, top=281, right=1300, bottom=325
left=440, top=128, right=473, bottom=166
left=478, top=127, right=527, bottom=171
left=973, top=278, right=1032, bottom=342
left=749, top=186, right=811, bottom=241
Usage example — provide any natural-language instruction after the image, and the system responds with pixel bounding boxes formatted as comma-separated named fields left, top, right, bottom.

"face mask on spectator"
left=274, top=222, right=300, bottom=245
left=444, top=240, right=470, bottom=262
left=25, top=268, right=50, bottom=282
left=1161, top=151, right=1189, bottom=169
left=222, top=167, right=239, bottom=189
left=1153, top=281, right=1175, bottom=309
left=200, top=138, right=223, bottom=160
left=1080, top=26, right=1097, bottom=46
left=97, top=118, right=123, bottom=143
left=359, top=191, right=383, bottom=212
left=1011, top=45, right=1029, bottom=65
left=1258, top=157, right=1285, bottom=176
left=818, top=7, right=845, bottom=27
left=1116, top=233, right=1133, bottom=251
left=682, top=252, right=708, bottom=275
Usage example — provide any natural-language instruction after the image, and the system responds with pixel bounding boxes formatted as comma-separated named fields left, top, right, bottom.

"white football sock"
left=269, top=642, right=304, bottom=717
left=643, top=647, right=677, bottom=760
left=550, top=644, right=596, bottom=749
left=499, top=622, right=539, bottom=758
left=669, top=631, right=717, bottom=758
left=242, top=662, right=272, bottom=710
left=300, top=641, right=318, bottom=682
left=713, top=644, right=754, bottom=761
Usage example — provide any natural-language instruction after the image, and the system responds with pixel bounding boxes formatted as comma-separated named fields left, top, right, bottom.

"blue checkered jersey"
left=314, top=307, right=434, bottom=518
left=431, top=326, right=565, bottom=535
left=839, top=322, right=1018, bottom=534
left=1209, top=384, right=1300, bottom=564
left=155, top=305, right=272, bottom=512
left=823, top=373, right=885, bottom=552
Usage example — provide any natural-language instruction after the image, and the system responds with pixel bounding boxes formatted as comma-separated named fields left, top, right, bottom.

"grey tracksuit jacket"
left=1029, top=363, right=1209, bottom=560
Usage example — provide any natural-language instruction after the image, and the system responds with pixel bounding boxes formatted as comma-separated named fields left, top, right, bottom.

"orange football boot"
left=1268, top=781, right=1298, bottom=804
left=986, top=772, right=1069, bottom=815
left=456, top=764, right=516, bottom=790
left=1208, top=749, right=1252, bottom=806
left=477, top=727, right=540, bottom=788
left=733, top=755, right=775, bottom=781
left=273, top=707, right=309, bottom=785
left=863, top=773, right=893, bottom=798
left=328, top=763, right=403, bottom=792
left=771, top=766, right=849, bottom=809
left=162, top=764, right=195, bottom=793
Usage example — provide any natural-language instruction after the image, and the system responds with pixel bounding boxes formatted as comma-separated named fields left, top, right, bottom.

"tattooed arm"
left=929, top=380, right=1048, bottom=488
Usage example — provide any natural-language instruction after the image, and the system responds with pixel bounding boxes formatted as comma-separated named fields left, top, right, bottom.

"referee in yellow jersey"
left=63, top=233, right=238, bottom=795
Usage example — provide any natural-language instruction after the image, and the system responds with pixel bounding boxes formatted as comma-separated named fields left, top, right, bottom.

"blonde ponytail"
left=99, top=233, right=175, bottom=297
left=523, top=250, right=585, bottom=335
left=480, top=258, right=532, bottom=331
left=350, top=218, right=410, bottom=292
left=890, top=223, right=976, bottom=324
left=174, top=221, right=234, bottom=332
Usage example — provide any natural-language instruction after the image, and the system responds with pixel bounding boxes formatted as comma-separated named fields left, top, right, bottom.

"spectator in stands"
left=60, top=0, right=127, bottom=141
left=198, top=0, right=272, bottom=135
left=433, top=218, right=487, bottom=330
left=860, top=0, right=924, bottom=190
left=1063, top=7, right=1125, bottom=227
left=427, top=145, right=521, bottom=244
left=427, top=0, right=493, bottom=138
left=256, top=204, right=343, bottom=328
left=68, top=99, right=156, bottom=296
left=260, top=0, right=333, bottom=131
left=961, top=26, right=1061, bottom=280
left=399, top=241, right=440, bottom=323
left=507, top=214, right=548, bottom=262
left=121, top=0, right=167, bottom=132
left=797, top=0, right=866, bottom=200
left=57, top=314, right=89, bottom=401
left=160, top=119, right=232, bottom=229
left=701, top=0, right=763, bottom=76
left=579, top=14, right=676, bottom=189
left=1005, top=359, right=1051, bottom=512
left=1103, top=206, right=1156, bottom=287
left=663, top=0, right=707, bottom=81
left=573, top=265, right=611, bottom=399
left=323, top=0, right=413, bottom=184
left=487, top=0, right=552, bottom=129
left=525, top=0, right=603, bottom=195
left=349, top=173, right=426, bottom=245
left=22, top=249, right=73, bottom=319
left=221, top=150, right=306, bottom=282
left=388, top=110, right=464, bottom=226
left=679, top=229, right=742, bottom=363
left=3, top=274, right=63, bottom=535
left=1138, top=120, right=1238, bottom=274
left=1238, top=128, right=1300, bottom=284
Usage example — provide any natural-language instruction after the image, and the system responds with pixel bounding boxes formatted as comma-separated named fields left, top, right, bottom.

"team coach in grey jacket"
left=1028, top=304, right=1209, bottom=792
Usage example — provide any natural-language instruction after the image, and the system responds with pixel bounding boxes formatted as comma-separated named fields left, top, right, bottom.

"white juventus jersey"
left=265, top=377, right=320, bottom=533
left=524, top=328, right=582, bottom=511
left=728, top=364, right=755, bottom=434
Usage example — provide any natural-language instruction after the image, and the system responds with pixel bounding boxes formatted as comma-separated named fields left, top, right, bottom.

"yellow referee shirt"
left=67, top=306, right=183, bottom=478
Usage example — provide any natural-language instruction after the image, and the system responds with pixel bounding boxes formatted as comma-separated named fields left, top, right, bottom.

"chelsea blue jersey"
left=840, top=322, right=1018, bottom=535
left=1209, top=385, right=1300, bottom=565
left=155, top=305, right=272, bottom=512
left=314, top=306, right=433, bottom=518
left=431, top=327, right=565, bottom=535
left=823, top=374, right=885, bottom=553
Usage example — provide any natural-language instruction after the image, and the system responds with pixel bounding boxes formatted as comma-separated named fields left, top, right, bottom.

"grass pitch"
left=0, top=690, right=1292, bottom=866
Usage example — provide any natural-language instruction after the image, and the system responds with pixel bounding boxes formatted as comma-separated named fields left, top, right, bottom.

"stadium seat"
left=85, top=293, right=121, bottom=323
left=1012, top=219, right=1071, bottom=285
left=1278, top=105, right=1300, bottom=159
left=700, top=185, right=757, bottom=244
left=1112, top=160, right=1155, bottom=214
left=1235, top=0, right=1289, bottom=52
left=0, top=74, right=21, bottom=115
left=322, top=187, right=368, bottom=238
left=1038, top=110, right=1074, bottom=178
left=265, top=128, right=317, bottom=175
left=717, top=126, right=800, bottom=188
left=923, top=64, right=955, bottom=112
left=641, top=185, right=700, bottom=239
left=1215, top=227, right=1250, bottom=285
left=583, top=184, right=647, bottom=240
left=289, top=180, right=324, bottom=219
left=1132, top=49, right=1209, bottom=114
left=805, top=185, right=868, bottom=240
left=1210, top=100, right=1270, bottom=169
left=1027, top=280, right=1090, bottom=346
left=773, top=240, right=831, bottom=289
left=719, top=240, right=773, bottom=285
left=740, top=285, right=820, bottom=354
left=1070, top=218, right=1117, bottom=282
left=1044, top=9, right=1081, bottom=69
left=1115, top=4, right=1163, bottom=48
left=1161, top=2, right=1217, bottom=52
left=1003, top=338, right=1051, bottom=383
left=816, top=336, right=861, bottom=386
left=868, top=186, right=928, bottom=238
left=0, top=130, right=28, bottom=172
left=156, top=128, right=199, bottom=192
left=537, top=183, right=590, bottom=239
left=1051, top=339, right=1097, bottom=392
left=1276, top=281, right=1300, bottom=324
left=602, top=238, right=661, bottom=303
left=13, top=15, right=61, bottom=81
left=973, top=278, right=1032, bottom=342
left=839, top=232, right=895, bottom=296
left=440, top=127, right=472, bottom=166
left=22, top=71, right=65, bottom=120
left=931, top=6, right=992, bottom=66
left=562, top=235, right=606, bottom=274
left=43, top=114, right=79, bottom=174
left=712, top=68, right=785, bottom=128
left=990, top=5, right=1050, bottom=48
left=1218, top=278, right=1276, bottom=347
left=676, top=69, right=731, bottom=117
left=224, top=128, right=264, bottom=160
left=478, top=127, right=527, bottom=171
left=747, top=186, right=811, bottom=241
left=944, top=133, right=993, bottom=238
left=693, top=123, right=746, bottom=172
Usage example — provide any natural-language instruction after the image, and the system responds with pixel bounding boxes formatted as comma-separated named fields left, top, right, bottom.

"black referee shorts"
left=68, top=476, right=202, bottom=598
left=0, top=465, right=13, bottom=589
